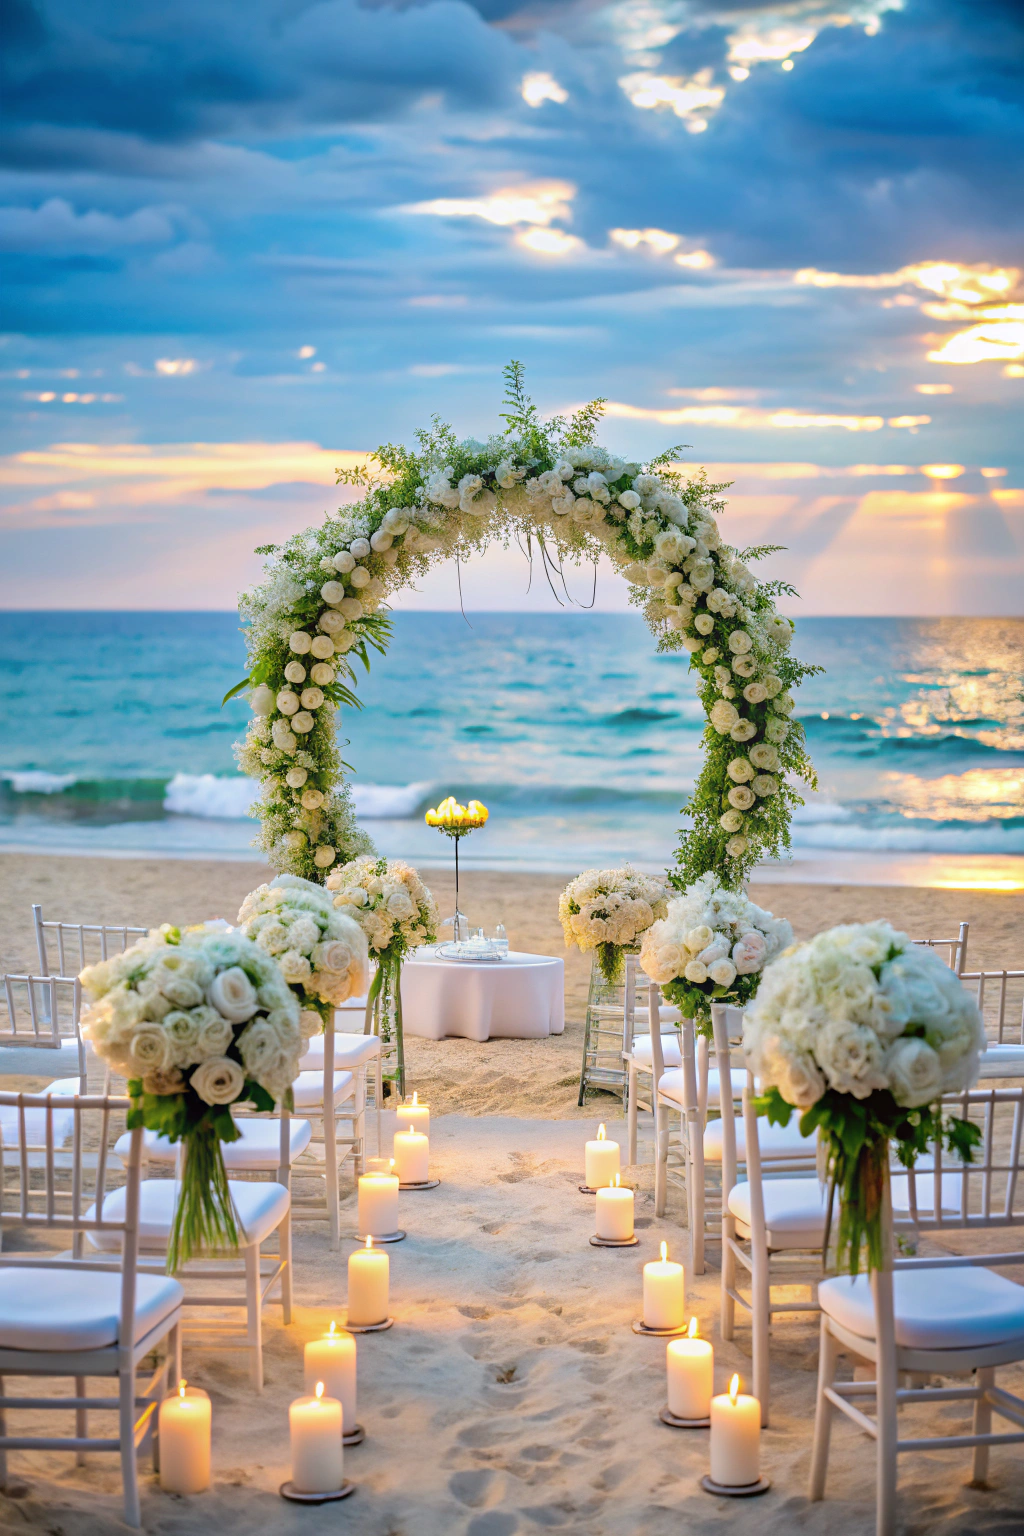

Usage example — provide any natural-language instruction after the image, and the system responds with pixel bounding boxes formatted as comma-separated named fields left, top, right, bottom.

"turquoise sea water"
left=1, top=613, right=1022, bottom=879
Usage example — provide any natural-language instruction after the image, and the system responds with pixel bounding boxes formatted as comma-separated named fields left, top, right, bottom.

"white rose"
left=370, top=529, right=393, bottom=551
left=284, top=661, right=306, bottom=685
left=732, top=655, right=757, bottom=678
left=710, top=700, right=740, bottom=733
left=774, top=693, right=795, bottom=715
left=349, top=567, right=371, bottom=589
left=749, top=743, right=779, bottom=772
left=618, top=490, right=641, bottom=510
left=207, top=967, right=259, bottom=1023
left=728, top=785, right=756, bottom=810
left=727, top=630, right=752, bottom=654
left=726, top=835, right=749, bottom=858
left=300, top=687, right=324, bottom=710
left=686, top=925, right=713, bottom=952
left=695, top=613, right=715, bottom=635
left=194, top=1012, right=234, bottom=1059
left=312, top=940, right=352, bottom=973
left=727, top=757, right=754, bottom=783
left=730, top=720, right=757, bottom=742
left=129, top=1024, right=171, bottom=1074
left=310, top=635, right=335, bottom=660
left=320, top=580, right=344, bottom=604
left=683, top=637, right=703, bottom=653
left=310, top=663, right=335, bottom=685
left=817, top=1018, right=887, bottom=1098
left=289, top=631, right=312, bottom=654
left=250, top=684, right=275, bottom=716
left=339, top=597, right=363, bottom=620
left=276, top=689, right=300, bottom=716
left=285, top=766, right=308, bottom=788
left=318, top=609, right=346, bottom=635
left=300, top=788, right=324, bottom=810
left=255, top=921, right=289, bottom=954
left=744, top=682, right=768, bottom=704
left=350, top=538, right=371, bottom=559
left=720, top=810, right=744, bottom=833
left=732, top=932, right=767, bottom=974
left=757, top=1034, right=825, bottom=1109
left=291, top=711, right=314, bottom=733
left=278, top=949, right=312, bottom=983
left=314, top=845, right=336, bottom=868
left=334, top=632, right=356, bottom=653
left=689, top=559, right=715, bottom=591
left=191, top=1056, right=246, bottom=1106
left=708, top=958, right=737, bottom=988
left=751, top=774, right=778, bottom=797
left=885, top=1037, right=942, bottom=1107
left=333, top=550, right=356, bottom=573
left=684, top=960, right=708, bottom=984
left=283, top=829, right=306, bottom=848
left=697, top=938, right=730, bottom=967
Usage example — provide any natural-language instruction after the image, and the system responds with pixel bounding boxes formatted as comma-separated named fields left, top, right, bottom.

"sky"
left=2, top=0, right=1022, bottom=613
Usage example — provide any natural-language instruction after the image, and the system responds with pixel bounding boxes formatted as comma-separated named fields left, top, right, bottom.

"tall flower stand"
left=577, top=949, right=640, bottom=1104
left=364, top=958, right=405, bottom=1099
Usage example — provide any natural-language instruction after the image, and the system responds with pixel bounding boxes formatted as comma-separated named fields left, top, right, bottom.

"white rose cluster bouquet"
left=80, top=925, right=308, bottom=1266
left=640, top=872, right=792, bottom=1030
left=236, top=874, right=369, bottom=1026
left=744, top=921, right=985, bottom=1272
left=326, top=855, right=438, bottom=1094
left=558, top=866, right=670, bottom=984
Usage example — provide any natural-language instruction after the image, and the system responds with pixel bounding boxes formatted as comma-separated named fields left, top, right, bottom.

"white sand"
left=1, top=1114, right=1021, bottom=1534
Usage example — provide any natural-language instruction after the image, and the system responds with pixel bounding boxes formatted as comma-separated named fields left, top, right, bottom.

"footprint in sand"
left=449, top=1467, right=507, bottom=1508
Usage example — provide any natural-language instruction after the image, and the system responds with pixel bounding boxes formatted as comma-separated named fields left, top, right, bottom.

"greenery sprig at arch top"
left=233, top=363, right=819, bottom=885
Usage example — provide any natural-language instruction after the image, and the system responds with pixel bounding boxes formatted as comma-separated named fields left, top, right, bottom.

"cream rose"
left=710, top=700, right=740, bottom=734
left=728, top=785, right=756, bottom=810
left=207, top=967, right=259, bottom=1023
left=191, top=1056, right=246, bottom=1106
left=727, top=757, right=754, bottom=783
left=727, top=630, right=752, bottom=654
left=128, top=1024, right=171, bottom=1074
left=684, top=960, right=708, bottom=984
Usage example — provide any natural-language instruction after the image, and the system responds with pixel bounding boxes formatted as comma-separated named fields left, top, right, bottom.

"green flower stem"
left=167, top=1121, right=240, bottom=1271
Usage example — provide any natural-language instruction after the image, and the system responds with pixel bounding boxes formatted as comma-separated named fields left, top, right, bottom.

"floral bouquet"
left=559, top=866, right=670, bottom=984
left=80, top=926, right=307, bottom=1267
left=743, top=921, right=985, bottom=1272
left=640, top=871, right=792, bottom=1031
left=326, top=855, right=437, bottom=1094
left=236, top=874, right=369, bottom=1033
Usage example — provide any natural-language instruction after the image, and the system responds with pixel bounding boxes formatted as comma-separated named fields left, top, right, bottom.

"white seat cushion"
left=292, top=1068, right=355, bottom=1109
left=0, top=1039, right=84, bottom=1077
left=890, top=1155, right=965, bottom=1216
left=115, top=1117, right=312, bottom=1170
left=87, top=1178, right=290, bottom=1252
left=300, top=1032, right=381, bottom=1070
left=820, top=1267, right=1024, bottom=1351
left=0, top=1266, right=183, bottom=1351
left=703, top=1114, right=817, bottom=1163
left=977, top=1043, right=1024, bottom=1077
left=728, top=1176, right=831, bottom=1247
left=632, top=1034, right=682, bottom=1068
left=0, top=1078, right=80, bottom=1149
left=635, top=1004, right=682, bottom=1026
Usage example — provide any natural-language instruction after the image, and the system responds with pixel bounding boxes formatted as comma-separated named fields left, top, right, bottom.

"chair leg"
left=119, top=1363, right=141, bottom=1528
left=720, top=1221, right=736, bottom=1341
left=280, top=1209, right=294, bottom=1325
left=874, top=1286, right=899, bottom=1536
left=627, top=1063, right=638, bottom=1166
left=75, top=1374, right=87, bottom=1464
left=970, top=1365, right=995, bottom=1487
left=353, top=1070, right=366, bottom=1176
left=751, top=1248, right=771, bottom=1426
left=244, top=1242, right=264, bottom=1391
left=808, top=1317, right=841, bottom=1501
left=375, top=1053, right=382, bottom=1156
left=653, top=1097, right=667, bottom=1218
left=691, top=1121, right=705, bottom=1277
left=325, top=1103, right=341, bottom=1251
left=0, top=1373, right=7, bottom=1490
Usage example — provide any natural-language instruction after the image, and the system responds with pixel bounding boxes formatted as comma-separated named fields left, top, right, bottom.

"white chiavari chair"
left=32, top=905, right=148, bottom=979
left=0, top=973, right=89, bottom=1089
left=297, top=1021, right=382, bottom=1172
left=911, top=920, right=969, bottom=975
left=620, top=955, right=682, bottom=1165
left=720, top=1077, right=827, bottom=1424
left=961, top=967, right=1024, bottom=1077
left=810, top=1086, right=1024, bottom=1536
left=110, top=1108, right=295, bottom=1389
left=0, top=1092, right=182, bottom=1528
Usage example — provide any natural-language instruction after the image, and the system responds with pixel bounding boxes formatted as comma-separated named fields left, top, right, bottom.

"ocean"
left=1, top=612, right=1022, bottom=886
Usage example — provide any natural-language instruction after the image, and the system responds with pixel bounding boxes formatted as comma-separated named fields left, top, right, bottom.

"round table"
left=399, top=950, right=565, bottom=1042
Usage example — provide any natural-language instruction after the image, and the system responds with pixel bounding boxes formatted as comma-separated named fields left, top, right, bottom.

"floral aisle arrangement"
left=233, top=363, right=817, bottom=888
left=640, top=872, right=793, bottom=1030
left=743, top=921, right=985, bottom=1272
left=79, top=926, right=307, bottom=1267
left=236, top=874, right=369, bottom=1033
left=326, top=856, right=438, bottom=1094
left=559, top=866, right=670, bottom=984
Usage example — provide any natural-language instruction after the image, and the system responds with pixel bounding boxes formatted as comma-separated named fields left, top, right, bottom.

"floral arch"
left=234, top=364, right=817, bottom=887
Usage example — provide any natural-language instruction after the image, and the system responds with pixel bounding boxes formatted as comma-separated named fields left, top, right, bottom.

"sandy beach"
left=2, top=852, right=1021, bottom=1116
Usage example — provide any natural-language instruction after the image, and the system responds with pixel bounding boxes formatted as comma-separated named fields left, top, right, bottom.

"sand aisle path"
left=2, top=1115, right=1022, bottom=1535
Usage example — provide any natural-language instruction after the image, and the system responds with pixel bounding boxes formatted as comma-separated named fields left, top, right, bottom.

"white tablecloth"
left=400, top=950, right=565, bottom=1042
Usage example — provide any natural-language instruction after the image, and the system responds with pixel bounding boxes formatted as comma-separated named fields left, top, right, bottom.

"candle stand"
left=280, top=1480, right=356, bottom=1504
left=589, top=1233, right=639, bottom=1248
left=354, top=1228, right=405, bottom=1243
left=633, top=1318, right=688, bottom=1337
left=660, top=1407, right=710, bottom=1429
left=700, top=1475, right=771, bottom=1497
left=398, top=1178, right=440, bottom=1190
left=344, top=1316, right=395, bottom=1334
left=343, top=1424, right=366, bottom=1446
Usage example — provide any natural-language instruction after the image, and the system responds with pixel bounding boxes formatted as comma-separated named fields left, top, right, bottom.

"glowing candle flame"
left=597, top=1124, right=606, bottom=1140
left=729, top=1374, right=740, bottom=1404
left=660, top=1241, right=668, bottom=1262
left=315, top=1381, right=325, bottom=1400
left=613, top=1172, right=620, bottom=1188
left=178, top=1378, right=187, bottom=1399
left=365, top=1236, right=373, bottom=1250
left=688, top=1316, right=699, bottom=1339
left=412, top=1091, right=418, bottom=1105
left=328, top=1320, right=336, bottom=1337
left=389, top=1157, right=395, bottom=1169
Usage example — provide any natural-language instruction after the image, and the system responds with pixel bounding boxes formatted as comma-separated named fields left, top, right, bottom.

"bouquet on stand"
left=640, top=871, right=791, bottom=1032
left=326, top=856, right=438, bottom=1096
left=79, top=926, right=307, bottom=1267
left=744, top=921, right=985, bottom=1272
left=235, top=874, right=369, bottom=1034
left=559, top=866, right=670, bottom=985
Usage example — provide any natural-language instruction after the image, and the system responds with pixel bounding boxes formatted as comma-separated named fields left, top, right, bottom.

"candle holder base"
left=354, top=1230, right=406, bottom=1243
left=659, top=1406, right=710, bottom=1429
left=634, top=1319, right=689, bottom=1338
left=398, top=1178, right=440, bottom=1190
left=343, top=1424, right=366, bottom=1446
left=590, top=1233, right=639, bottom=1247
left=579, top=1183, right=633, bottom=1194
left=345, top=1316, right=395, bottom=1334
left=280, top=1480, right=355, bottom=1504
left=700, top=1475, right=771, bottom=1498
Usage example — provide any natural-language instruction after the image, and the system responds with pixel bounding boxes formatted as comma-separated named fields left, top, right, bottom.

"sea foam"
left=162, top=773, right=432, bottom=820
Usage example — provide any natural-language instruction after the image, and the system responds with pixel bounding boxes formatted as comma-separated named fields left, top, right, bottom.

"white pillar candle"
left=710, top=1374, right=761, bottom=1486
left=667, top=1318, right=714, bottom=1420
left=393, top=1129, right=429, bottom=1184
left=158, top=1380, right=211, bottom=1494
left=584, top=1123, right=620, bottom=1189
left=304, top=1322, right=356, bottom=1434
left=643, top=1242, right=685, bottom=1331
left=396, top=1090, right=429, bottom=1137
left=347, top=1236, right=389, bottom=1326
left=357, top=1169, right=399, bottom=1236
left=289, top=1382, right=344, bottom=1494
left=594, top=1174, right=633, bottom=1240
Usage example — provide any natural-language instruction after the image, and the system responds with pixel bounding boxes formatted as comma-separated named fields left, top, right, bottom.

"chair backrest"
left=0, top=1091, right=143, bottom=1352
left=33, top=904, right=147, bottom=978
left=911, top=920, right=969, bottom=976
left=1, top=974, right=85, bottom=1072
left=959, top=969, right=1024, bottom=1045
left=893, top=1086, right=1024, bottom=1239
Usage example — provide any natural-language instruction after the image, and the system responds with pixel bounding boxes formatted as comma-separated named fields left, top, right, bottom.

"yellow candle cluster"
left=425, top=796, right=489, bottom=833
